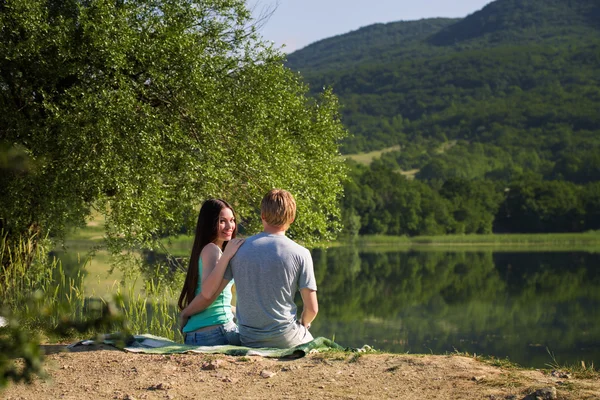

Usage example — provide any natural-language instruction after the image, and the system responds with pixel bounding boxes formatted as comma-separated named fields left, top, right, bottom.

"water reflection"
left=310, top=247, right=600, bottom=368
left=60, top=240, right=600, bottom=368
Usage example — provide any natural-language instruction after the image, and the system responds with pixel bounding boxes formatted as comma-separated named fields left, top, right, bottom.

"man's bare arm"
left=299, top=288, right=318, bottom=329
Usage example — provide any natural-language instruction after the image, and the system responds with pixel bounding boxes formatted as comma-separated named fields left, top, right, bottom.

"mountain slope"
left=284, top=0, right=600, bottom=157
left=428, top=0, right=600, bottom=46
left=285, top=18, right=458, bottom=73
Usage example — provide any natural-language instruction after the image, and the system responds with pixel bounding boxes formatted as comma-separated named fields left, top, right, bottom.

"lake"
left=62, top=243, right=599, bottom=369
left=308, top=247, right=600, bottom=369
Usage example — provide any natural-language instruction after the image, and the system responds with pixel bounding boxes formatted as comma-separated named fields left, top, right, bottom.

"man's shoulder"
left=242, top=232, right=309, bottom=255
left=281, top=237, right=311, bottom=257
left=290, top=238, right=309, bottom=252
left=241, top=232, right=266, bottom=245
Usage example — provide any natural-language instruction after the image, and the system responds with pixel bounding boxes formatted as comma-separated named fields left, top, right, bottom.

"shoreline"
left=313, top=232, right=600, bottom=250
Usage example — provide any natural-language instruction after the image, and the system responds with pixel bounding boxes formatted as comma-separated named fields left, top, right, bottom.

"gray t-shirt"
left=223, top=232, right=317, bottom=348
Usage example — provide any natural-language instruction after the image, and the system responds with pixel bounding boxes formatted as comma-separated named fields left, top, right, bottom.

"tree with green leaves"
left=0, top=0, right=347, bottom=269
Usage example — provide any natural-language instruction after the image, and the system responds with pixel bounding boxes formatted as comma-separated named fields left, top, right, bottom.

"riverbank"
left=336, top=232, right=600, bottom=250
left=3, top=345, right=599, bottom=399
left=65, top=214, right=600, bottom=254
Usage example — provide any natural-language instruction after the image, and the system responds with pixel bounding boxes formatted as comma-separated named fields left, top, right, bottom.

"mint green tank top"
left=182, top=258, right=234, bottom=333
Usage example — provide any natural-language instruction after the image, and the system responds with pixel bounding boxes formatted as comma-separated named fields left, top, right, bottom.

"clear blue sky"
left=251, top=0, right=495, bottom=53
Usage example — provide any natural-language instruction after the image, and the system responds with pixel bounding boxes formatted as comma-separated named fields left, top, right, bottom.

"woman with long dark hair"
left=178, top=199, right=244, bottom=345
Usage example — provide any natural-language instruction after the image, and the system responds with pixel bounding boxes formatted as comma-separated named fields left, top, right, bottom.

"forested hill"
left=285, top=0, right=600, bottom=154
left=285, top=18, right=459, bottom=72
left=429, top=0, right=600, bottom=46
left=284, top=0, right=600, bottom=237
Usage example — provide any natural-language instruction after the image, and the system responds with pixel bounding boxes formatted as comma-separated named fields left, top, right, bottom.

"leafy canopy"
left=0, top=0, right=347, bottom=250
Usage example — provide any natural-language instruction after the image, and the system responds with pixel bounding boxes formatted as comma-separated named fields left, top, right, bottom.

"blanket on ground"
left=68, top=334, right=353, bottom=359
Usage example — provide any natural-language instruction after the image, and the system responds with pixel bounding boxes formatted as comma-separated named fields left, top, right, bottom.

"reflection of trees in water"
left=313, top=249, right=502, bottom=319
left=312, top=248, right=600, bottom=367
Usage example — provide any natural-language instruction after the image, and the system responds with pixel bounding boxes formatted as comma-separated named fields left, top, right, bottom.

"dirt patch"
left=3, top=345, right=599, bottom=400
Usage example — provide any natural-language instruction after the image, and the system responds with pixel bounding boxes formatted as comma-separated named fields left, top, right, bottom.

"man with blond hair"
left=200, top=189, right=318, bottom=348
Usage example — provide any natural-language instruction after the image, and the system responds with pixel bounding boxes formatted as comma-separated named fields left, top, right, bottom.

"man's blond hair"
left=261, top=189, right=296, bottom=228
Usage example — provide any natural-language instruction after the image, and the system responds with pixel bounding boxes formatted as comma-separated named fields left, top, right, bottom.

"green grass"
left=449, top=349, right=524, bottom=370
left=64, top=211, right=106, bottom=243
left=545, top=347, right=599, bottom=379
left=80, top=251, right=132, bottom=297
left=337, top=232, right=600, bottom=252
left=343, top=145, right=420, bottom=178
left=344, top=145, right=401, bottom=165
left=161, top=231, right=600, bottom=253
left=40, top=212, right=183, bottom=341
left=2, top=231, right=183, bottom=343
left=160, top=235, right=195, bottom=257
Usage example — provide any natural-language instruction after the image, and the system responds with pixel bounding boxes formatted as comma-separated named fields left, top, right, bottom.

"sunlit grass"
left=546, top=347, right=598, bottom=378
left=160, top=235, right=195, bottom=257
left=2, top=232, right=183, bottom=343
left=344, top=145, right=401, bottom=165
left=115, top=275, right=183, bottom=342
left=348, top=232, right=600, bottom=251
left=449, top=348, right=523, bottom=370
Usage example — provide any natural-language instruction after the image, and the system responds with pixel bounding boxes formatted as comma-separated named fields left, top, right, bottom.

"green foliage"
left=440, top=178, right=502, bottom=234
left=0, top=230, right=185, bottom=391
left=342, top=157, right=600, bottom=236
left=297, top=40, right=600, bottom=156
left=342, top=160, right=497, bottom=236
left=285, top=0, right=600, bottom=237
left=1, top=231, right=57, bottom=312
left=114, top=271, right=183, bottom=342
left=286, top=18, right=459, bottom=73
left=356, top=232, right=600, bottom=247
left=428, top=0, right=600, bottom=46
left=0, top=0, right=347, bottom=263
left=0, top=310, right=44, bottom=389
left=495, top=179, right=585, bottom=233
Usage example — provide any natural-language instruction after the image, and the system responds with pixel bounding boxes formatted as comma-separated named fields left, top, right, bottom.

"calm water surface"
left=66, top=244, right=599, bottom=369
left=307, top=248, right=600, bottom=368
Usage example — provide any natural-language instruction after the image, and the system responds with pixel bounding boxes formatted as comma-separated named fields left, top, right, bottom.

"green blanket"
left=68, top=333, right=350, bottom=359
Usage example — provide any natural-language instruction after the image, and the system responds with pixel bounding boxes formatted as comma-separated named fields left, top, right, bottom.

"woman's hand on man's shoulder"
left=223, top=238, right=244, bottom=258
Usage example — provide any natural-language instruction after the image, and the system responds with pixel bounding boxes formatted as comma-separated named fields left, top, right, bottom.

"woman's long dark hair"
left=178, top=199, right=237, bottom=310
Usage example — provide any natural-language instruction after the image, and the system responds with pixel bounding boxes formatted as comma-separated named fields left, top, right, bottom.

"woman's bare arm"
left=179, top=243, right=230, bottom=328
left=179, top=279, right=230, bottom=330
left=179, top=240, right=244, bottom=330
left=201, top=238, right=244, bottom=300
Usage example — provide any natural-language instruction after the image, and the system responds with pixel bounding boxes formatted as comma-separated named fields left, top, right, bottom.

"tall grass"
left=546, top=347, right=598, bottom=377
left=115, top=274, right=183, bottom=342
left=1, top=232, right=182, bottom=342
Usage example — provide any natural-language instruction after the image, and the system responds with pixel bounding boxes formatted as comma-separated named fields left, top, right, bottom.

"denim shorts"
left=184, top=320, right=240, bottom=346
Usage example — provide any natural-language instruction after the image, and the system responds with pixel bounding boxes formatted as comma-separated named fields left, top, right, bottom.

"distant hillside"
left=428, top=0, right=600, bottom=46
left=285, top=0, right=600, bottom=238
left=285, top=0, right=600, bottom=173
left=286, top=18, right=458, bottom=73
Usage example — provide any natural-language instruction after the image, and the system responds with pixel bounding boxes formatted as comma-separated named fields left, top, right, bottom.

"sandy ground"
left=3, top=344, right=599, bottom=400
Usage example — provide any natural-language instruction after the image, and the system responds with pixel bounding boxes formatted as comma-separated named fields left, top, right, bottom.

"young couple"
left=177, top=189, right=318, bottom=348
